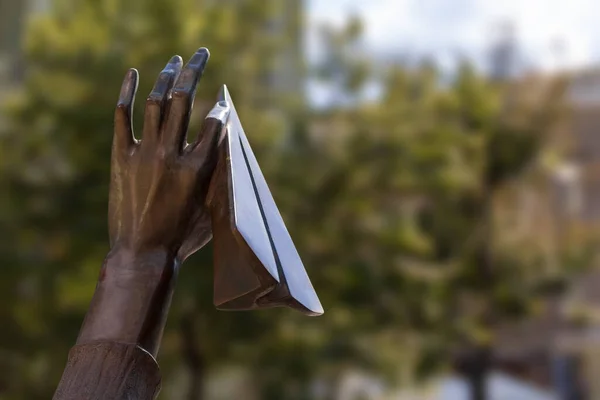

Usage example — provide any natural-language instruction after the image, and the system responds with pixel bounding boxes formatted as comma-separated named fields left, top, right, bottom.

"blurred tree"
left=307, top=22, right=567, bottom=398
left=313, top=15, right=370, bottom=107
left=0, top=0, right=298, bottom=398
left=415, top=64, right=567, bottom=400
left=0, top=2, right=569, bottom=400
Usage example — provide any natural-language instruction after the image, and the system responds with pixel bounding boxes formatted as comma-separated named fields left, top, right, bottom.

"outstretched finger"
left=162, top=47, right=210, bottom=154
left=114, top=68, right=139, bottom=153
left=142, top=55, right=183, bottom=143
left=189, top=98, right=230, bottom=166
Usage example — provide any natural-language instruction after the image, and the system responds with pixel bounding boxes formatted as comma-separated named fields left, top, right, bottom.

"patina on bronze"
left=53, top=48, right=322, bottom=400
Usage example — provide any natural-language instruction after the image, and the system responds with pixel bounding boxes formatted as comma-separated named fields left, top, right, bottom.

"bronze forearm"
left=77, top=249, right=178, bottom=357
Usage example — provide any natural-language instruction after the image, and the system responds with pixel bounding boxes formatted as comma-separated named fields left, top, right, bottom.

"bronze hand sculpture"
left=53, top=48, right=322, bottom=400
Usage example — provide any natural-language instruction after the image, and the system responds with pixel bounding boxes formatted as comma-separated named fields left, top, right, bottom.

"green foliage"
left=0, top=0, right=296, bottom=398
left=0, top=1, right=568, bottom=399
left=314, top=16, right=370, bottom=105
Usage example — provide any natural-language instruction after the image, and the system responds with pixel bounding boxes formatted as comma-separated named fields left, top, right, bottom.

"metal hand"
left=110, top=48, right=229, bottom=262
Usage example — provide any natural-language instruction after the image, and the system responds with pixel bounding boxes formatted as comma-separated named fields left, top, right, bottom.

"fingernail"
left=118, top=68, right=138, bottom=104
left=169, top=55, right=183, bottom=64
left=189, top=47, right=210, bottom=67
left=161, top=56, right=182, bottom=75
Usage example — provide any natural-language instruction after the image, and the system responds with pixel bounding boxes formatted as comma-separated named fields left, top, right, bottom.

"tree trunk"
left=468, top=178, right=494, bottom=400
left=181, top=310, right=205, bottom=400
left=467, top=347, right=491, bottom=400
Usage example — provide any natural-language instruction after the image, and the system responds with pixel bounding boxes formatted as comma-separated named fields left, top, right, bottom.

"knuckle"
left=116, top=102, right=130, bottom=111
left=155, top=144, right=169, bottom=160
left=171, top=88, right=191, bottom=99
left=178, top=154, right=201, bottom=172
left=115, top=103, right=130, bottom=118
left=146, top=96, right=164, bottom=107
left=158, top=70, right=175, bottom=81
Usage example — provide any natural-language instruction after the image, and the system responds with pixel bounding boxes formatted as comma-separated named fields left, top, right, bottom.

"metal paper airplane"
left=208, top=85, right=323, bottom=316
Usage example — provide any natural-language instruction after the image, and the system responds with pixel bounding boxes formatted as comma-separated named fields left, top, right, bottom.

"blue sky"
left=307, top=0, right=599, bottom=72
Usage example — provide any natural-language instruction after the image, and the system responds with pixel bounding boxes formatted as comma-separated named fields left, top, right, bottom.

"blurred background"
left=0, top=0, right=598, bottom=399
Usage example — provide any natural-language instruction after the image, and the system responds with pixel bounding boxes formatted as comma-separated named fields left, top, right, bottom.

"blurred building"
left=563, top=69, right=600, bottom=223
left=0, top=0, right=50, bottom=127
left=491, top=67, right=600, bottom=400
left=0, top=1, right=26, bottom=101
left=0, top=0, right=50, bottom=77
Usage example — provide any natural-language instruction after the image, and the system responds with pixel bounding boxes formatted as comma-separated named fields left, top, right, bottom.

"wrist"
left=105, top=245, right=177, bottom=270
left=77, top=245, right=181, bottom=356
